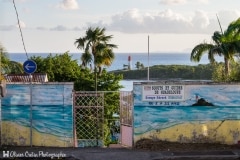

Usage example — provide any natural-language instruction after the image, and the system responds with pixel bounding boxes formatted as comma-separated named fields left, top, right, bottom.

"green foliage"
left=75, top=27, right=117, bottom=75
left=228, top=61, right=240, bottom=81
left=30, top=51, right=81, bottom=82
left=212, top=62, right=228, bottom=82
left=212, top=60, right=240, bottom=82
left=190, top=18, right=240, bottom=76
left=0, top=42, right=23, bottom=75
left=113, top=64, right=213, bottom=80
left=74, top=69, right=123, bottom=146
left=135, top=61, right=144, bottom=70
left=74, top=69, right=123, bottom=91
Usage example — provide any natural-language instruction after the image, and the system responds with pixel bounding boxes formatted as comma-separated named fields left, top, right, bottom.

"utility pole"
left=147, top=35, right=150, bottom=81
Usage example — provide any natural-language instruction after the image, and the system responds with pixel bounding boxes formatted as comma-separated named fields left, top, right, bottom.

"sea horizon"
left=8, top=52, right=224, bottom=72
left=7, top=52, right=225, bottom=91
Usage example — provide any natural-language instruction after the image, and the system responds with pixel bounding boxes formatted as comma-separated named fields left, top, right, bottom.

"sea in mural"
left=133, top=83, right=240, bottom=144
left=1, top=83, right=74, bottom=147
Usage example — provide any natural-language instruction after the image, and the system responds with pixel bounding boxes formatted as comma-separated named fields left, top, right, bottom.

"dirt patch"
left=134, top=139, right=240, bottom=151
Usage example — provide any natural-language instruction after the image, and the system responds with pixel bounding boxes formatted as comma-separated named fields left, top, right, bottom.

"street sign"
left=23, top=59, right=37, bottom=74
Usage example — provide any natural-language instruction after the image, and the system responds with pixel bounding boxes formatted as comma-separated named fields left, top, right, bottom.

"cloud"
left=159, top=0, right=209, bottom=5
left=8, top=7, right=238, bottom=35
left=0, top=20, right=26, bottom=31
left=0, top=25, right=16, bottom=31
left=50, top=25, right=68, bottom=31
left=87, top=8, right=240, bottom=34
left=57, top=0, right=79, bottom=10
left=159, top=0, right=187, bottom=5
left=104, top=9, right=200, bottom=33
left=72, top=27, right=82, bottom=31
left=0, top=21, right=26, bottom=31
left=197, top=0, right=209, bottom=4
left=191, top=10, right=210, bottom=29
left=217, top=10, right=240, bottom=28
left=36, top=27, right=48, bottom=31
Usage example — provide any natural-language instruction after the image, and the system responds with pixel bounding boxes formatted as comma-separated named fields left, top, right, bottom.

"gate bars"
left=73, top=91, right=104, bottom=147
left=73, top=91, right=133, bottom=147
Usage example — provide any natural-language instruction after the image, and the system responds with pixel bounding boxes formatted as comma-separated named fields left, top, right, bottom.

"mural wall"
left=133, top=82, right=240, bottom=145
left=1, top=82, right=74, bottom=147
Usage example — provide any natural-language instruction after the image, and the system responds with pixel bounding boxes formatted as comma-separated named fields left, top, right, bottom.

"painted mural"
left=1, top=83, right=74, bottom=147
left=133, top=82, right=240, bottom=145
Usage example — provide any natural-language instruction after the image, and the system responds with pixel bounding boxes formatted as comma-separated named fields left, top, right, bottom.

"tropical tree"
left=221, top=18, right=240, bottom=55
left=74, top=27, right=118, bottom=90
left=75, top=27, right=117, bottom=72
left=74, top=68, right=123, bottom=146
left=0, top=42, right=23, bottom=75
left=190, top=18, right=240, bottom=78
left=135, top=61, right=144, bottom=70
left=30, top=51, right=81, bottom=82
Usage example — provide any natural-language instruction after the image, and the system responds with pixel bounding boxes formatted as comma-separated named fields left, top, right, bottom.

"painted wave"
left=2, top=105, right=73, bottom=138
left=134, top=105, right=240, bottom=135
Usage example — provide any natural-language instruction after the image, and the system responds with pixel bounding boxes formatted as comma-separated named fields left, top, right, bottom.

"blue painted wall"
left=1, top=82, right=74, bottom=147
left=133, top=82, right=240, bottom=144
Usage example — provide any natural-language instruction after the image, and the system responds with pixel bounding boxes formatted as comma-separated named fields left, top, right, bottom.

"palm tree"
left=190, top=18, right=240, bottom=77
left=0, top=43, right=23, bottom=76
left=222, top=18, right=240, bottom=55
left=75, top=27, right=117, bottom=71
left=80, top=51, right=92, bottom=68
left=74, top=27, right=117, bottom=90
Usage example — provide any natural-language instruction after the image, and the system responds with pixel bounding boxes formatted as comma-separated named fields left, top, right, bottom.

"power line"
left=12, top=0, right=29, bottom=59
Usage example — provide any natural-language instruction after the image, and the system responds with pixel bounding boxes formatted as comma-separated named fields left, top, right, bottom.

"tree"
left=74, top=27, right=118, bottom=90
left=75, top=27, right=117, bottom=72
left=30, top=51, right=81, bottom=82
left=135, top=61, right=144, bottom=70
left=190, top=18, right=240, bottom=78
left=221, top=18, right=240, bottom=56
left=74, top=69, right=123, bottom=146
left=0, top=42, right=23, bottom=75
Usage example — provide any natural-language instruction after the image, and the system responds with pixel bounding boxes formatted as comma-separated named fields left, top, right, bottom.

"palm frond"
left=190, top=43, right=214, bottom=62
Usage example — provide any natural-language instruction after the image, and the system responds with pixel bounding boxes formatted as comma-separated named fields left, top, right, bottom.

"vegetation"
left=30, top=51, right=81, bottom=82
left=135, top=61, right=144, bottom=70
left=75, top=27, right=118, bottom=92
left=74, top=27, right=120, bottom=145
left=1, top=18, right=240, bottom=146
left=29, top=38, right=121, bottom=146
left=0, top=42, right=23, bottom=77
left=112, top=64, right=214, bottom=80
left=190, top=18, right=240, bottom=81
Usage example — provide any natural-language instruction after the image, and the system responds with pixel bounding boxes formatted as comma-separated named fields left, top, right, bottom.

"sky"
left=0, top=0, right=240, bottom=54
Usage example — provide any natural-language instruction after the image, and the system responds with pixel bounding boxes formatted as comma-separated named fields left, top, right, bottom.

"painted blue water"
left=134, top=105, right=240, bottom=135
left=2, top=105, right=73, bottom=138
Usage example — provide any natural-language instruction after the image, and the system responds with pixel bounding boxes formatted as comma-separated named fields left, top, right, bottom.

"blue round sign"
left=23, top=60, right=37, bottom=74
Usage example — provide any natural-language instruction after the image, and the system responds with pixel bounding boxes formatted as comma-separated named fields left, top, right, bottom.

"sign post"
left=23, top=60, right=37, bottom=147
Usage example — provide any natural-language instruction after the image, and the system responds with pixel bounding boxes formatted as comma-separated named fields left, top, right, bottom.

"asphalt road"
left=0, top=146, right=240, bottom=160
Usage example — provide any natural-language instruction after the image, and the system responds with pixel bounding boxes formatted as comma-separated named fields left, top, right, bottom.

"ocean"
left=8, top=52, right=224, bottom=71
left=9, top=52, right=224, bottom=91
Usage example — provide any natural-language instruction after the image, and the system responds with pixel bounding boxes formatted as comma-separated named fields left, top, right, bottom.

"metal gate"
left=73, top=91, right=104, bottom=147
left=73, top=91, right=133, bottom=147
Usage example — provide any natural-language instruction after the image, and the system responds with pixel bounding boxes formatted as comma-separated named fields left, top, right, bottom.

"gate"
left=73, top=91, right=133, bottom=147
left=73, top=91, right=104, bottom=147
left=120, top=91, right=133, bottom=147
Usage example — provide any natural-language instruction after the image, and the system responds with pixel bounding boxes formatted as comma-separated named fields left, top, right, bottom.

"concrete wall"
left=133, top=82, right=240, bottom=145
left=1, top=82, right=74, bottom=147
